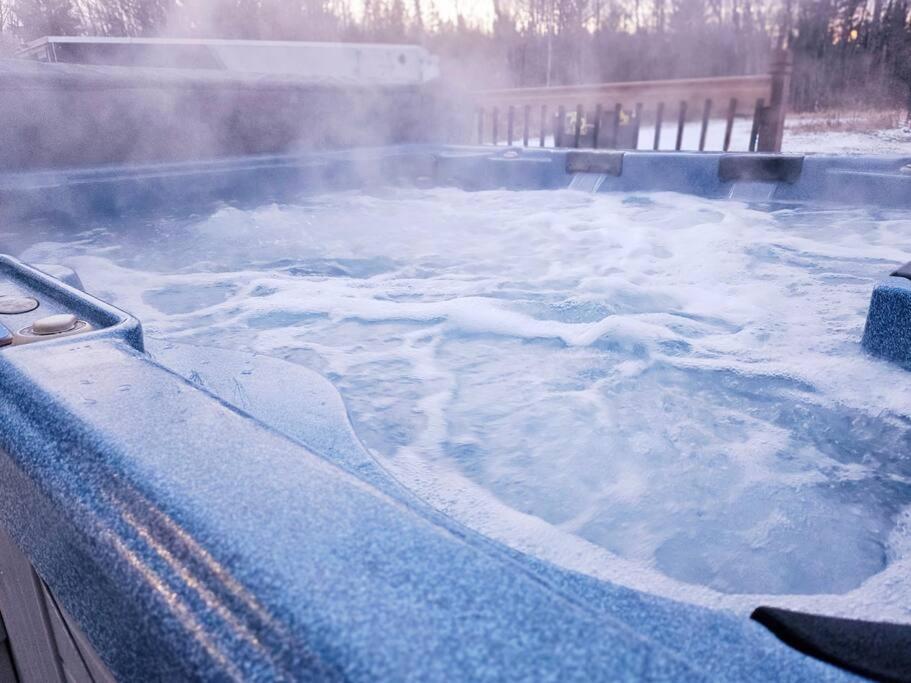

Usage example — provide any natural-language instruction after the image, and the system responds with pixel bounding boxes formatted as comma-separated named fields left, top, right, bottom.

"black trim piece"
left=751, top=606, right=911, bottom=682
left=0, top=527, right=65, bottom=682
left=565, top=151, right=624, bottom=176
left=0, top=636, right=17, bottom=683
left=891, top=261, right=911, bottom=280
left=43, top=582, right=116, bottom=683
left=718, top=154, right=804, bottom=183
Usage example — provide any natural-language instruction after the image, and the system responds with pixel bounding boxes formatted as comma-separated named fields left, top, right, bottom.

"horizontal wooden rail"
left=473, top=74, right=772, bottom=121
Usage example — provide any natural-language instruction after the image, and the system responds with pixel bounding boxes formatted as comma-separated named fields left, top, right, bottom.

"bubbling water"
left=10, top=187, right=911, bottom=619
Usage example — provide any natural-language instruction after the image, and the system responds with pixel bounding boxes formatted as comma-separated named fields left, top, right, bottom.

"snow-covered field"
left=550, top=110, right=911, bottom=155
left=648, top=114, right=911, bottom=155
left=781, top=112, right=911, bottom=155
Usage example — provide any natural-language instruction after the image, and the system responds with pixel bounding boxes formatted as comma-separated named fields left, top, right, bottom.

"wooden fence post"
left=523, top=104, right=530, bottom=146
left=723, top=98, right=737, bottom=151
left=675, top=101, right=687, bottom=151
left=749, top=98, right=764, bottom=152
left=573, top=104, right=583, bottom=147
left=592, top=103, right=603, bottom=148
left=698, top=98, right=712, bottom=151
left=539, top=105, right=547, bottom=147
left=757, top=50, right=792, bottom=152
left=556, top=105, right=565, bottom=147
left=611, top=103, right=622, bottom=148
left=653, top=102, right=664, bottom=150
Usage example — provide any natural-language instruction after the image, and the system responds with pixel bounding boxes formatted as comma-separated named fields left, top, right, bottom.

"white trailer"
left=17, top=36, right=440, bottom=85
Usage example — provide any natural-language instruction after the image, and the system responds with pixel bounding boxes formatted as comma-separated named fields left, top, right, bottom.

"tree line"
left=0, top=0, right=909, bottom=111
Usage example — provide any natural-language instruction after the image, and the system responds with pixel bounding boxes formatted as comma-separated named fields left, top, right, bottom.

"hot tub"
left=0, top=146, right=910, bottom=681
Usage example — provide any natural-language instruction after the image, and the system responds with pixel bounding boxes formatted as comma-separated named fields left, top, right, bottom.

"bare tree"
left=14, top=0, right=80, bottom=39
left=6, top=0, right=911, bottom=111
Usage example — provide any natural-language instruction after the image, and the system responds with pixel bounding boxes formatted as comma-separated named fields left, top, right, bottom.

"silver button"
left=31, top=313, right=78, bottom=335
left=0, top=296, right=39, bottom=315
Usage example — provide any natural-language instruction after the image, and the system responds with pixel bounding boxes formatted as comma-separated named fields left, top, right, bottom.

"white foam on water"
left=10, top=187, right=911, bottom=622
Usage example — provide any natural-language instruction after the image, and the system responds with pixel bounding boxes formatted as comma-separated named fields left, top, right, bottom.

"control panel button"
left=0, top=296, right=39, bottom=314
left=0, top=323, right=11, bottom=347
left=31, top=313, right=78, bottom=335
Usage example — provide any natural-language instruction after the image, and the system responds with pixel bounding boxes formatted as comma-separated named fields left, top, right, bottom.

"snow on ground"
left=557, top=110, right=911, bottom=155
left=783, top=121, right=911, bottom=155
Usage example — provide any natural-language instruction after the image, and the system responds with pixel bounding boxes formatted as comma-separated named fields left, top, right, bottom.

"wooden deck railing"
left=471, top=51, right=792, bottom=153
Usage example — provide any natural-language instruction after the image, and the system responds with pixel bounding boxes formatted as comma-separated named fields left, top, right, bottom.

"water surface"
left=8, top=187, right=911, bottom=617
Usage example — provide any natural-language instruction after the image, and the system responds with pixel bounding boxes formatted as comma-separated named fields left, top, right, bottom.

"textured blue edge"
left=0, top=148, right=887, bottom=681
left=2, top=145, right=911, bottom=217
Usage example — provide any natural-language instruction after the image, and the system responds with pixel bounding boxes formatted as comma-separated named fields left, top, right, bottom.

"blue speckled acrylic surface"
left=2, top=146, right=907, bottom=681
left=862, top=275, right=911, bottom=368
